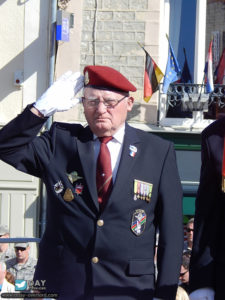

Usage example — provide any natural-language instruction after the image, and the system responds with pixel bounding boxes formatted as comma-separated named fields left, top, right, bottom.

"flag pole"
left=199, top=37, right=214, bottom=101
left=198, top=74, right=205, bottom=101
left=137, top=41, right=144, bottom=49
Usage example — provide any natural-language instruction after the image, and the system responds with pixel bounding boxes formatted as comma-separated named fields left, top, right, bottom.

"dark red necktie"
left=96, top=136, right=113, bottom=209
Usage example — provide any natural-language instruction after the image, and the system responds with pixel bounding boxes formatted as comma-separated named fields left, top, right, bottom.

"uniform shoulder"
left=5, top=257, right=17, bottom=269
left=49, top=122, right=84, bottom=136
left=26, top=256, right=37, bottom=266
left=52, top=121, right=83, bottom=131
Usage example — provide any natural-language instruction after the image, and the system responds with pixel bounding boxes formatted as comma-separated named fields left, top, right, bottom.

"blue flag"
left=162, top=40, right=181, bottom=93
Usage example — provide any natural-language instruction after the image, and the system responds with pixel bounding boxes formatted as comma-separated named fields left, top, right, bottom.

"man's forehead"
left=84, top=87, right=126, bottom=98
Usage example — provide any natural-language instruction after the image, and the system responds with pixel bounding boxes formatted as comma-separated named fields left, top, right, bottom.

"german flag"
left=144, top=49, right=163, bottom=102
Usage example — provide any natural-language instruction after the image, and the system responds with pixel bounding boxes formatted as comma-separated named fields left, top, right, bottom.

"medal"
left=67, top=171, right=83, bottom=184
left=54, top=181, right=64, bottom=194
left=131, top=209, right=147, bottom=236
left=63, top=188, right=74, bottom=202
left=133, top=179, right=153, bottom=202
left=75, top=183, right=84, bottom=195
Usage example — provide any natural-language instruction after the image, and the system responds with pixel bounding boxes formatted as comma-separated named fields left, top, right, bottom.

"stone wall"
left=206, top=0, right=225, bottom=62
left=78, top=0, right=162, bottom=125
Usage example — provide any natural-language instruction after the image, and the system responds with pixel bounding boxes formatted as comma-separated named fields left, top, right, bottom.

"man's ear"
left=127, top=96, right=134, bottom=112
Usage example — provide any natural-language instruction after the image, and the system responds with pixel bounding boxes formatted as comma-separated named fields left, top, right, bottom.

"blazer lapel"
left=77, top=127, right=99, bottom=211
left=106, top=124, right=140, bottom=208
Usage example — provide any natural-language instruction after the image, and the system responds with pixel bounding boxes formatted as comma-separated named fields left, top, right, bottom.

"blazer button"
left=92, top=257, right=99, bottom=264
left=97, top=219, right=104, bottom=227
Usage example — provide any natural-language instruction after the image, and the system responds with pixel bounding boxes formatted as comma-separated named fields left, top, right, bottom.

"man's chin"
left=93, top=123, right=111, bottom=136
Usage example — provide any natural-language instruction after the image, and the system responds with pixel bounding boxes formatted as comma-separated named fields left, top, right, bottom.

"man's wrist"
left=30, top=106, right=45, bottom=118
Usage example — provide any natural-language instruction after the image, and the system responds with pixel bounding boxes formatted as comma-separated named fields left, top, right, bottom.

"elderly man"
left=0, top=66, right=183, bottom=300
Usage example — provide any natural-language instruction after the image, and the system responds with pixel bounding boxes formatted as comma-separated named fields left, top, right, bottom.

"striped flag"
left=215, top=48, right=225, bottom=84
left=143, top=49, right=163, bottom=103
left=204, top=40, right=214, bottom=93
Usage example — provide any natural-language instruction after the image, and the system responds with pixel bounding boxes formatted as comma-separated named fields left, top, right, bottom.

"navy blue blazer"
left=190, top=117, right=225, bottom=299
left=0, top=106, right=183, bottom=300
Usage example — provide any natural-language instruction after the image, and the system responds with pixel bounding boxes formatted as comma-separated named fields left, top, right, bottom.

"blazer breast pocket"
left=128, top=259, right=155, bottom=275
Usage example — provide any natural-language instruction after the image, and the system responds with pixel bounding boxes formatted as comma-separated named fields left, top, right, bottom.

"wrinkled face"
left=83, top=87, right=134, bottom=137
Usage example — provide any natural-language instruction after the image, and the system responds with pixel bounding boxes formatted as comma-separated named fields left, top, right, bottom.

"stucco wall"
left=0, top=0, right=50, bottom=259
left=0, top=0, right=49, bottom=125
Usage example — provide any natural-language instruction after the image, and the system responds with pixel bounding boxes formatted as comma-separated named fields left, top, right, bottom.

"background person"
left=0, top=66, right=183, bottom=299
left=176, top=286, right=190, bottom=300
left=0, top=261, right=15, bottom=298
left=179, top=253, right=190, bottom=294
left=189, top=117, right=225, bottom=299
left=6, top=242, right=37, bottom=281
left=0, top=225, right=15, bottom=262
left=183, top=218, right=194, bottom=256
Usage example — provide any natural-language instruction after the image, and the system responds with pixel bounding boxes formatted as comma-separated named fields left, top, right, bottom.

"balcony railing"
left=158, top=83, right=225, bottom=131
left=166, top=83, right=225, bottom=112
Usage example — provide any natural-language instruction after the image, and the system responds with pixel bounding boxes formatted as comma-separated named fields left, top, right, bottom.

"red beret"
left=83, top=65, right=137, bottom=92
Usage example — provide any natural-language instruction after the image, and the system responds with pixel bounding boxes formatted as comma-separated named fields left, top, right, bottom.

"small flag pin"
left=129, top=145, right=137, bottom=157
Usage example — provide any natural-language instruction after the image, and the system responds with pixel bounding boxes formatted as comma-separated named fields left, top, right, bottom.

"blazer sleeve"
left=0, top=105, right=52, bottom=178
left=154, top=142, right=183, bottom=300
left=189, top=131, right=221, bottom=292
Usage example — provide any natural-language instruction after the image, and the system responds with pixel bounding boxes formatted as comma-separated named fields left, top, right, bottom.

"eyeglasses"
left=180, top=270, right=188, bottom=277
left=15, top=247, right=26, bottom=252
left=82, top=95, right=127, bottom=109
left=186, top=228, right=194, bottom=233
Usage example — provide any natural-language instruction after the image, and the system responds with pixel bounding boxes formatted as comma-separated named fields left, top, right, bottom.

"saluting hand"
left=33, top=71, right=84, bottom=117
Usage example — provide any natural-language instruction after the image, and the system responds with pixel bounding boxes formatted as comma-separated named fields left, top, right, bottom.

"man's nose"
left=96, top=101, right=107, bottom=113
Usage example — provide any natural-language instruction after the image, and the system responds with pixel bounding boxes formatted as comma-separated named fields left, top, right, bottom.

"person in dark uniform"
left=0, top=66, right=183, bottom=300
left=189, top=117, right=225, bottom=300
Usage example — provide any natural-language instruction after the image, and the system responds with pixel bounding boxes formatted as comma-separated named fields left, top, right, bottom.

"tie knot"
left=99, top=136, right=113, bottom=144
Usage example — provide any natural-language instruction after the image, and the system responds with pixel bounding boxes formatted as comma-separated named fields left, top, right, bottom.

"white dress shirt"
left=94, top=124, right=125, bottom=183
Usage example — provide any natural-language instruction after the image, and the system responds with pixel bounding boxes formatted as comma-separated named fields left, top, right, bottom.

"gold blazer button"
left=97, top=219, right=104, bottom=227
left=92, top=257, right=99, bottom=264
